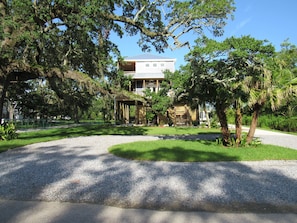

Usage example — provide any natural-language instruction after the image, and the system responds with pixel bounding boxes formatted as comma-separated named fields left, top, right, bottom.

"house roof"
left=124, top=54, right=176, bottom=61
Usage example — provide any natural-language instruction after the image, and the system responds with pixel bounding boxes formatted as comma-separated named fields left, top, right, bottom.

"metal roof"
left=124, top=54, right=176, bottom=61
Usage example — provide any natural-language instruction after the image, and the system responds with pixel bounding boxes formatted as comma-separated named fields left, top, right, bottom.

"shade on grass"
left=3, top=124, right=296, bottom=162
left=0, top=125, right=219, bottom=152
left=109, top=140, right=297, bottom=162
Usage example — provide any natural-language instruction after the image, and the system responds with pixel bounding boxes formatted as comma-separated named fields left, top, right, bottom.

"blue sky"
left=111, top=0, right=297, bottom=68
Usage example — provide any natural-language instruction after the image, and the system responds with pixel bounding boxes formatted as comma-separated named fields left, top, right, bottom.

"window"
left=145, top=63, right=150, bottom=67
left=136, top=80, right=143, bottom=88
left=153, top=63, right=157, bottom=67
left=161, top=63, right=165, bottom=67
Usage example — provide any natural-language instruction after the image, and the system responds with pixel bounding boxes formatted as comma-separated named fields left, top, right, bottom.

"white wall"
left=136, top=61, right=175, bottom=73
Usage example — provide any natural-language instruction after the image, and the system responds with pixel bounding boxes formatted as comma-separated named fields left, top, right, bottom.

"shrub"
left=256, top=115, right=297, bottom=132
left=0, top=123, right=18, bottom=141
left=242, top=115, right=251, bottom=126
left=210, top=113, right=219, bottom=128
left=216, top=132, right=262, bottom=147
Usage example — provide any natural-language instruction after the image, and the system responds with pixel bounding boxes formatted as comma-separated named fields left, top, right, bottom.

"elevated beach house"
left=115, top=54, right=201, bottom=125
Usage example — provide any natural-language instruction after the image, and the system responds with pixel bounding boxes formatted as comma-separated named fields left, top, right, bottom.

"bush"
left=256, top=115, right=297, bottom=132
left=210, top=113, right=219, bottom=128
left=277, top=117, right=297, bottom=132
left=258, top=115, right=270, bottom=128
left=0, top=123, right=18, bottom=141
left=216, top=132, right=262, bottom=147
left=242, top=115, right=252, bottom=126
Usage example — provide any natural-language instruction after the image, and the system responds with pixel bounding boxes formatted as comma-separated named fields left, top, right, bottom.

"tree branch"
left=103, top=13, right=164, bottom=37
left=133, top=5, right=146, bottom=22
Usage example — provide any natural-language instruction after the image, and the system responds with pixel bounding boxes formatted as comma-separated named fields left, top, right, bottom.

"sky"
left=111, top=0, right=297, bottom=68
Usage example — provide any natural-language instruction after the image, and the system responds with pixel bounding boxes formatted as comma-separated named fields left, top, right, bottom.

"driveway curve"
left=254, top=129, right=297, bottom=150
left=0, top=133, right=297, bottom=213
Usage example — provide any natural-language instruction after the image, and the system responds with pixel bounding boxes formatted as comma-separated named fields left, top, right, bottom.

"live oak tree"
left=0, top=0, right=235, bottom=120
left=0, top=0, right=234, bottom=120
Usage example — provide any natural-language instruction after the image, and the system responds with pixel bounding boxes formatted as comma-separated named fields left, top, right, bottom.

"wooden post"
left=126, top=104, right=130, bottom=124
left=135, top=101, right=138, bottom=124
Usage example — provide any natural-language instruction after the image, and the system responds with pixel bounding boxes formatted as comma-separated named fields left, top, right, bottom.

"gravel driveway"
left=1, top=133, right=297, bottom=212
left=254, top=129, right=297, bottom=150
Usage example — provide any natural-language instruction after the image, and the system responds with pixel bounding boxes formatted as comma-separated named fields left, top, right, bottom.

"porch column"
left=135, top=101, right=139, bottom=124
left=125, top=104, right=130, bottom=124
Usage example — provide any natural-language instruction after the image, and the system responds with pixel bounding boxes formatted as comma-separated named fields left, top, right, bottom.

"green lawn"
left=0, top=125, right=218, bottom=152
left=2, top=124, right=297, bottom=162
left=109, top=140, right=297, bottom=162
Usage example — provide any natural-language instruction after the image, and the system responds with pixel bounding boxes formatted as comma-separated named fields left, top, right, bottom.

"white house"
left=119, top=54, right=176, bottom=95
left=116, top=54, right=199, bottom=125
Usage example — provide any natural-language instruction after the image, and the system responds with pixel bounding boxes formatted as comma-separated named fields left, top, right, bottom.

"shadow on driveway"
left=0, top=135, right=297, bottom=223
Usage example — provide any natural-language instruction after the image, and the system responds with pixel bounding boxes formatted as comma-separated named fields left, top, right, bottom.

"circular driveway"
left=254, top=129, right=297, bottom=150
left=0, top=133, right=297, bottom=212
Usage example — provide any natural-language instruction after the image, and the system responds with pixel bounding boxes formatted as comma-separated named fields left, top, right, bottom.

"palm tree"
left=244, top=56, right=297, bottom=144
left=224, top=36, right=275, bottom=144
left=243, top=63, right=272, bottom=144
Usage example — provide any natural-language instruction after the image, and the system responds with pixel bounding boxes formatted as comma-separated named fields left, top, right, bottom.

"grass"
left=0, top=124, right=218, bottom=152
left=2, top=124, right=297, bottom=162
left=109, top=140, right=297, bottom=162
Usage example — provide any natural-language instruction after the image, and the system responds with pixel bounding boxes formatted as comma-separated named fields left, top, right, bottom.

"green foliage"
left=1, top=0, right=235, bottom=121
left=49, top=78, right=94, bottom=123
left=257, top=115, right=297, bottom=132
left=242, top=113, right=297, bottom=132
left=178, top=35, right=297, bottom=144
left=144, top=80, right=172, bottom=124
left=215, top=134, right=260, bottom=148
left=242, top=115, right=252, bottom=126
left=240, top=133, right=262, bottom=147
left=87, top=95, right=114, bottom=122
left=144, top=109, right=154, bottom=123
left=10, top=80, right=61, bottom=119
left=0, top=123, right=18, bottom=141
left=210, top=113, right=220, bottom=128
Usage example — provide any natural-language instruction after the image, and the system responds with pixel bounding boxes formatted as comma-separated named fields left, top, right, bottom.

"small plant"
left=210, top=114, right=219, bottom=128
left=216, top=133, right=262, bottom=147
left=241, top=133, right=262, bottom=147
left=0, top=123, right=18, bottom=141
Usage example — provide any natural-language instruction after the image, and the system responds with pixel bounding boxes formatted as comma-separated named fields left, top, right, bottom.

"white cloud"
left=238, top=17, right=252, bottom=29
left=229, top=17, right=252, bottom=36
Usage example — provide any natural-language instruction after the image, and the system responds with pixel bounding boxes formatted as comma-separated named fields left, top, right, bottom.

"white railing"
left=134, top=88, right=145, bottom=96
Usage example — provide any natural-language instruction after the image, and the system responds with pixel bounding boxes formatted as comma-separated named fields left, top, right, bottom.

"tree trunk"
left=0, top=78, right=10, bottom=122
left=246, top=103, right=261, bottom=144
left=0, top=83, right=5, bottom=122
left=7, top=100, right=14, bottom=121
left=216, top=104, right=230, bottom=146
left=73, top=105, right=80, bottom=124
left=203, top=103, right=211, bottom=128
left=196, top=104, right=200, bottom=126
left=235, top=106, right=242, bottom=147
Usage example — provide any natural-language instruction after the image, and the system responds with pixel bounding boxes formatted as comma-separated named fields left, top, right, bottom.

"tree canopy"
left=0, top=0, right=235, bottom=120
left=167, top=35, right=297, bottom=146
